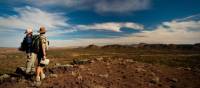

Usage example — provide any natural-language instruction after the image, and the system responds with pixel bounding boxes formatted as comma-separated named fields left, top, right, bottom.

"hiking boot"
left=41, top=73, right=45, bottom=80
left=36, top=76, right=40, bottom=82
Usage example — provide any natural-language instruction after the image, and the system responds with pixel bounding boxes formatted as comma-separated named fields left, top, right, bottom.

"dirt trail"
left=0, top=58, right=200, bottom=88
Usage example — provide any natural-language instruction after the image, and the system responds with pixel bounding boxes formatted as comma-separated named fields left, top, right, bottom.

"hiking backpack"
left=19, top=38, right=27, bottom=51
left=19, top=36, right=32, bottom=52
left=32, top=35, right=49, bottom=53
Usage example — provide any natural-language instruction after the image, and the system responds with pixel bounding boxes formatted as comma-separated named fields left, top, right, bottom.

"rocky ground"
left=0, top=57, right=200, bottom=88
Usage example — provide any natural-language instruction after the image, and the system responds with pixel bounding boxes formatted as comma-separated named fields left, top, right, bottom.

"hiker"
left=20, top=28, right=36, bottom=74
left=35, top=27, right=49, bottom=82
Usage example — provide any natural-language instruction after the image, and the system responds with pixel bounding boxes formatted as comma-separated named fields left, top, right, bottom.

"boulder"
left=0, top=74, right=10, bottom=81
left=49, top=74, right=58, bottom=78
left=55, top=63, right=61, bottom=66
left=126, top=59, right=135, bottom=63
left=169, top=78, right=178, bottom=83
left=150, top=76, right=160, bottom=84
left=96, top=57, right=104, bottom=61
left=71, top=59, right=90, bottom=65
left=99, top=74, right=109, bottom=78
left=15, top=67, right=26, bottom=75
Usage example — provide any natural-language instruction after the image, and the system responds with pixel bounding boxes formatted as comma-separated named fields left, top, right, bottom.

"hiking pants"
left=25, top=53, right=36, bottom=73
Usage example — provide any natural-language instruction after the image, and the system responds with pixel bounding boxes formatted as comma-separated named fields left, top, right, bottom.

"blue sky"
left=0, top=0, right=200, bottom=47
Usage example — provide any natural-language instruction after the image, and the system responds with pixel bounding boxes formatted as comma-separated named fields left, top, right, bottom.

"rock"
left=176, top=67, right=183, bottom=70
left=150, top=76, right=160, bottom=84
left=88, top=72, right=95, bottom=76
left=0, top=74, right=10, bottom=80
left=34, top=81, right=42, bottom=87
left=71, top=53, right=80, bottom=57
left=77, top=75, right=83, bottom=80
left=135, top=67, right=146, bottom=72
left=55, top=63, right=61, bottom=66
left=184, top=67, right=191, bottom=71
left=126, top=59, right=135, bottom=63
left=71, top=71, right=76, bottom=76
left=11, top=77, right=16, bottom=81
left=86, top=68, right=91, bottom=71
left=118, top=58, right=123, bottom=61
left=193, top=68, right=200, bottom=73
left=92, top=85, right=105, bottom=88
left=170, top=84, right=176, bottom=88
left=49, top=74, right=58, bottom=78
left=88, top=83, right=105, bottom=88
left=71, top=71, right=81, bottom=77
left=176, top=67, right=192, bottom=71
left=90, top=60, right=95, bottom=63
left=71, top=59, right=90, bottom=65
left=150, top=72, right=156, bottom=77
left=118, top=61, right=126, bottom=65
left=170, top=78, right=178, bottom=83
left=57, top=64, right=73, bottom=67
left=79, top=65, right=85, bottom=69
left=96, top=57, right=104, bottom=61
left=20, top=79, right=26, bottom=83
left=71, top=71, right=83, bottom=80
left=106, top=65, right=111, bottom=69
left=106, top=63, right=110, bottom=66
left=15, top=67, right=26, bottom=75
left=99, top=74, right=109, bottom=78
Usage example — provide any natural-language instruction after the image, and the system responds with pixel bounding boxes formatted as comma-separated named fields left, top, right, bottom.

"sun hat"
left=24, top=28, right=33, bottom=34
left=40, top=59, right=50, bottom=65
left=38, top=27, right=46, bottom=33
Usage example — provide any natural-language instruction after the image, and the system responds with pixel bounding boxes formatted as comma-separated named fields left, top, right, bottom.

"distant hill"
left=85, top=43, right=200, bottom=50
left=102, top=44, right=130, bottom=49
left=85, top=44, right=100, bottom=49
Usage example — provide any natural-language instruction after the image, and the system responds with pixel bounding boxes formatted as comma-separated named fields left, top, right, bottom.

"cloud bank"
left=0, top=6, right=199, bottom=47
left=50, top=15, right=200, bottom=47
left=0, top=6, right=68, bottom=32
left=0, top=6, right=146, bottom=47
left=28, top=0, right=151, bottom=13
left=0, top=6, right=70, bottom=47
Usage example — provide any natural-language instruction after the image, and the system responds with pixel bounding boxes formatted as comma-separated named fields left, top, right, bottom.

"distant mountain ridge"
left=85, top=43, right=200, bottom=50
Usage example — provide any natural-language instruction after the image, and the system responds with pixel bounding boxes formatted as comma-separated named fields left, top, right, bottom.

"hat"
left=24, top=28, right=33, bottom=34
left=40, top=59, right=50, bottom=65
left=38, top=27, right=46, bottom=33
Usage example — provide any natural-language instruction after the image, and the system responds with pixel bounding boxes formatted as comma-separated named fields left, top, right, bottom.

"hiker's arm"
left=41, top=38, right=46, bottom=59
left=42, top=44, right=46, bottom=59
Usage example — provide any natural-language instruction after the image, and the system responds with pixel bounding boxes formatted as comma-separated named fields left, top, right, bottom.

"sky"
left=0, top=0, right=200, bottom=47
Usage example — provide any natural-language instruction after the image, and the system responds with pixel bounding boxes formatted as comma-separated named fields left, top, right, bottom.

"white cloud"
left=51, top=15, right=200, bottom=47
left=0, top=6, right=71, bottom=47
left=27, top=0, right=151, bottom=13
left=162, top=21, right=200, bottom=31
left=51, top=29, right=200, bottom=47
left=76, top=22, right=144, bottom=32
left=0, top=6, right=68, bottom=32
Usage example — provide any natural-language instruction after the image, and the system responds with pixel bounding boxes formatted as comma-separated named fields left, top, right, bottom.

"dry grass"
left=0, top=48, right=200, bottom=74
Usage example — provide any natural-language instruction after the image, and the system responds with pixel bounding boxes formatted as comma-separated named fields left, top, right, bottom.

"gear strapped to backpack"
left=19, top=36, right=32, bottom=52
left=32, top=35, right=49, bottom=53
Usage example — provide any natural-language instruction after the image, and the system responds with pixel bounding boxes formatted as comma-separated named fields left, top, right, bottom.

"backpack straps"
left=32, top=35, right=40, bottom=53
